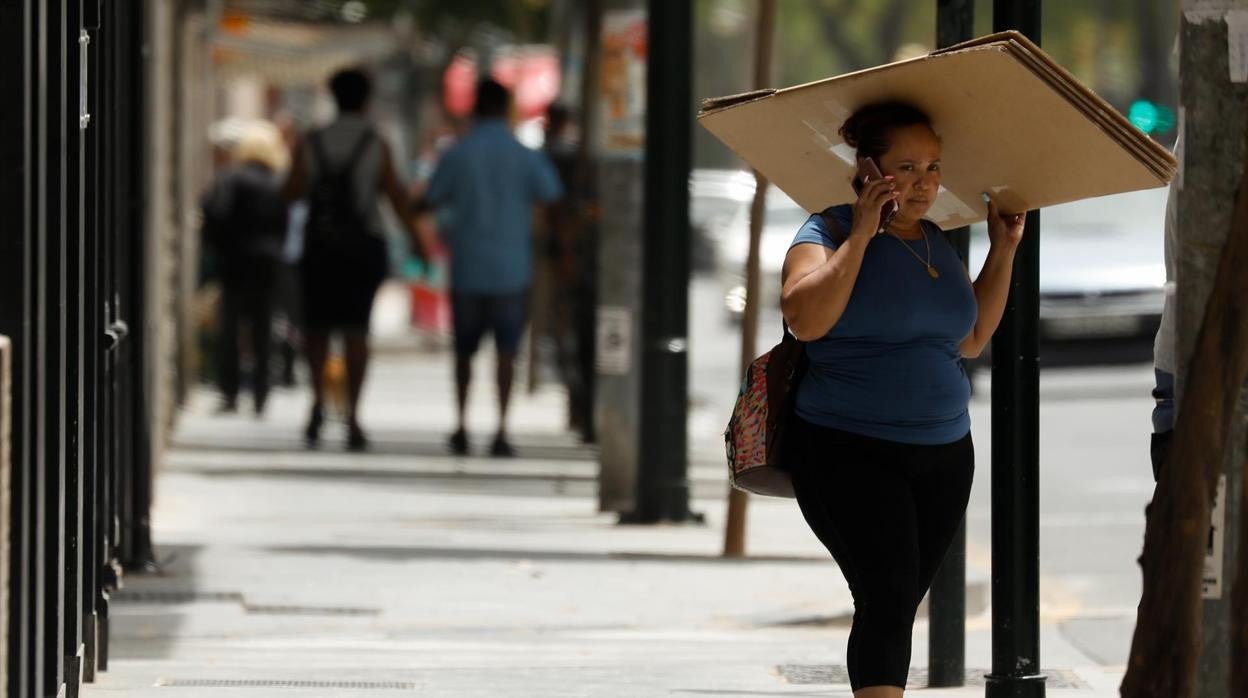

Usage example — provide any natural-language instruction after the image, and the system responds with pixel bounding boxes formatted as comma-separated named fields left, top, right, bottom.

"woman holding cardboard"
left=780, top=101, right=1024, bottom=697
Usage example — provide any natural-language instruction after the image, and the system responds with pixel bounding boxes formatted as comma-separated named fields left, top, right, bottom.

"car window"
left=1040, top=189, right=1166, bottom=238
left=692, top=194, right=747, bottom=228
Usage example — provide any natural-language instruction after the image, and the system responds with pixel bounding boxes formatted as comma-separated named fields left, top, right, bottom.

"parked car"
left=968, top=187, right=1166, bottom=343
left=713, top=185, right=809, bottom=319
left=690, top=168, right=755, bottom=274
left=715, top=186, right=1167, bottom=348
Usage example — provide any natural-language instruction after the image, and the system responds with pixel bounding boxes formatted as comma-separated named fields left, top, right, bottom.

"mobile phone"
left=853, top=157, right=898, bottom=228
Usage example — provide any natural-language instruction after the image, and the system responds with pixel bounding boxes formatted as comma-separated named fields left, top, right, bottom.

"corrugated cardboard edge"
left=696, top=51, right=964, bottom=121
left=0, top=335, right=9, bottom=694
left=695, top=36, right=1173, bottom=226
left=698, top=32, right=1176, bottom=178
left=937, top=30, right=1177, bottom=175
left=699, top=89, right=777, bottom=116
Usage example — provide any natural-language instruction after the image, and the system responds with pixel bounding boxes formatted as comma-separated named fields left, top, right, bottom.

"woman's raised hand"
left=985, top=194, right=1026, bottom=249
left=851, top=176, right=898, bottom=239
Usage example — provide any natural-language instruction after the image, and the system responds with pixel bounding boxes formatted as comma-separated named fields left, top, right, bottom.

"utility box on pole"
left=1175, top=5, right=1247, bottom=695
left=594, top=0, right=648, bottom=513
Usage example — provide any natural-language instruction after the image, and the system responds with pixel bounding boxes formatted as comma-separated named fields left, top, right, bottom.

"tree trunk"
left=1236, top=449, right=1248, bottom=697
left=723, top=0, right=777, bottom=559
left=1121, top=112, right=1248, bottom=698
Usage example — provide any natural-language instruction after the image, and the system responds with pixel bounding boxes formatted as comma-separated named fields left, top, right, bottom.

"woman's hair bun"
left=838, top=114, right=863, bottom=149
left=839, top=101, right=932, bottom=160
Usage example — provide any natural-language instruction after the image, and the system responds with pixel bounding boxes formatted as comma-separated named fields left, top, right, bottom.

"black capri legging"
left=789, top=417, right=975, bottom=691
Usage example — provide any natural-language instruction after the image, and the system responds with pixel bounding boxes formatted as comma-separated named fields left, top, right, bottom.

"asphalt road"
left=686, top=275, right=1154, bottom=667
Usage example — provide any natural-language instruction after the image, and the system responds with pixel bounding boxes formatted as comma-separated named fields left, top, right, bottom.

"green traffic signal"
left=1129, top=100, right=1177, bottom=135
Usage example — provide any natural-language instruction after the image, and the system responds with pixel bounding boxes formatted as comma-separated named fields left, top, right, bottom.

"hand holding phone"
left=851, top=157, right=898, bottom=233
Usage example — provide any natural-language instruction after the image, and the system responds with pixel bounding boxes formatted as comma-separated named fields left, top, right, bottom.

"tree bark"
left=724, top=0, right=777, bottom=559
left=1121, top=112, right=1248, bottom=698
left=1236, top=449, right=1248, bottom=697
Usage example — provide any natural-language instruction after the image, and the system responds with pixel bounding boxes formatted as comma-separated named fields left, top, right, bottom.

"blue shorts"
left=451, top=290, right=530, bottom=358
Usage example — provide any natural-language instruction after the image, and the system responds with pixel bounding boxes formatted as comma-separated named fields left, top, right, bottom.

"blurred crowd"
left=199, top=68, right=596, bottom=455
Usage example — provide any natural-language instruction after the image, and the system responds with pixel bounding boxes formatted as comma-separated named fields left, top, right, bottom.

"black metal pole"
left=122, top=0, right=157, bottom=573
left=80, top=1, right=102, bottom=680
left=928, top=0, right=975, bottom=688
left=0, top=2, right=36, bottom=694
left=988, top=2, right=1045, bottom=697
left=629, top=0, right=697, bottom=523
left=39, top=0, right=70, bottom=691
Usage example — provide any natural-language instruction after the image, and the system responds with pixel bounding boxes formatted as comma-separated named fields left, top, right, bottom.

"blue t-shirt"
left=426, top=120, right=564, bottom=294
left=791, top=205, right=977, bottom=445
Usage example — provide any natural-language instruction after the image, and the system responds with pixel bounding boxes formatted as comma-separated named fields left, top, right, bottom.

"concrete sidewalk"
left=84, top=347, right=1127, bottom=697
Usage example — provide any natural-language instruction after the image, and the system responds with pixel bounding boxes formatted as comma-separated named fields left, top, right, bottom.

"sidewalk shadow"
left=106, top=544, right=205, bottom=662
left=672, top=691, right=850, bottom=697
left=263, top=543, right=826, bottom=565
left=173, top=428, right=596, bottom=462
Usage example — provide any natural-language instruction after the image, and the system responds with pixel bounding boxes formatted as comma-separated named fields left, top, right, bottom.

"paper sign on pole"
left=1202, top=474, right=1227, bottom=599
left=596, top=306, right=632, bottom=376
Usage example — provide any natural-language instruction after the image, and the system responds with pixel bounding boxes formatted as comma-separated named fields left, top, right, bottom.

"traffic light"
left=1129, top=99, right=1177, bottom=135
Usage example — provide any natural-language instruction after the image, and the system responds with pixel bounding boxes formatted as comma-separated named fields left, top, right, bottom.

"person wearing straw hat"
left=201, top=123, right=290, bottom=416
left=780, top=101, right=1025, bottom=696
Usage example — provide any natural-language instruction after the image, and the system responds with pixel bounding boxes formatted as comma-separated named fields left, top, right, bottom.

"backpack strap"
left=818, top=207, right=848, bottom=245
left=338, top=129, right=375, bottom=177
left=308, top=128, right=374, bottom=177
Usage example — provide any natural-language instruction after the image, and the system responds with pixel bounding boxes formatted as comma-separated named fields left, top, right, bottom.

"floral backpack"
left=723, top=210, right=842, bottom=498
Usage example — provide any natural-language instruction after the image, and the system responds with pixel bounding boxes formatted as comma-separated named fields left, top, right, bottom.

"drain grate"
left=243, top=604, right=379, bottom=617
left=113, top=591, right=243, bottom=604
left=111, top=590, right=378, bottom=617
left=156, top=678, right=416, bottom=690
left=777, top=665, right=1088, bottom=689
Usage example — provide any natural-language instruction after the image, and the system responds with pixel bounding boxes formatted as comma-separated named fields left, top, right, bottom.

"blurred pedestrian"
left=283, top=67, right=426, bottom=451
left=542, top=104, right=596, bottom=443
left=200, top=124, right=289, bottom=416
left=1150, top=136, right=1180, bottom=483
left=780, top=101, right=1026, bottom=696
left=419, top=79, right=564, bottom=457
left=273, top=110, right=305, bottom=388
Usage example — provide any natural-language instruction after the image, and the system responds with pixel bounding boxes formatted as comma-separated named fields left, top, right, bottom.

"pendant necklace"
left=887, top=227, right=939, bottom=279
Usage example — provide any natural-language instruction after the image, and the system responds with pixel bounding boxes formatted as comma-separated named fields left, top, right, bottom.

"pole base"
left=618, top=509, right=706, bottom=525
left=985, top=673, right=1047, bottom=698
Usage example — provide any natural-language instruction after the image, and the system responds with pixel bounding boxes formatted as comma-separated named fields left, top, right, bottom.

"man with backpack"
left=419, top=79, right=564, bottom=457
left=283, top=67, right=426, bottom=451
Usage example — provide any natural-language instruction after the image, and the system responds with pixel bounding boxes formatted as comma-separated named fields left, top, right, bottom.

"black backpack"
left=305, top=129, right=374, bottom=247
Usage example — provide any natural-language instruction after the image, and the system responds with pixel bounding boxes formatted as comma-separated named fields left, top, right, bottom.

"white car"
left=969, top=187, right=1166, bottom=343
left=713, top=186, right=810, bottom=319
left=690, top=168, right=755, bottom=273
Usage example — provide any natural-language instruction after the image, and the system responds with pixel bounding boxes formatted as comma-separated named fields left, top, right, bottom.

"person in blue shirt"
left=780, top=101, right=1025, bottom=696
left=422, top=79, right=564, bottom=457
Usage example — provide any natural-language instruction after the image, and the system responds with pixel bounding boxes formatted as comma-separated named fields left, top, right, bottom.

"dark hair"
left=839, top=101, right=933, bottom=163
left=329, top=68, right=372, bottom=113
left=474, top=79, right=511, bottom=119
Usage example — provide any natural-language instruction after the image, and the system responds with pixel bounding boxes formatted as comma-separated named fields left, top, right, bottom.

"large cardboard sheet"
left=698, top=33, right=1176, bottom=230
